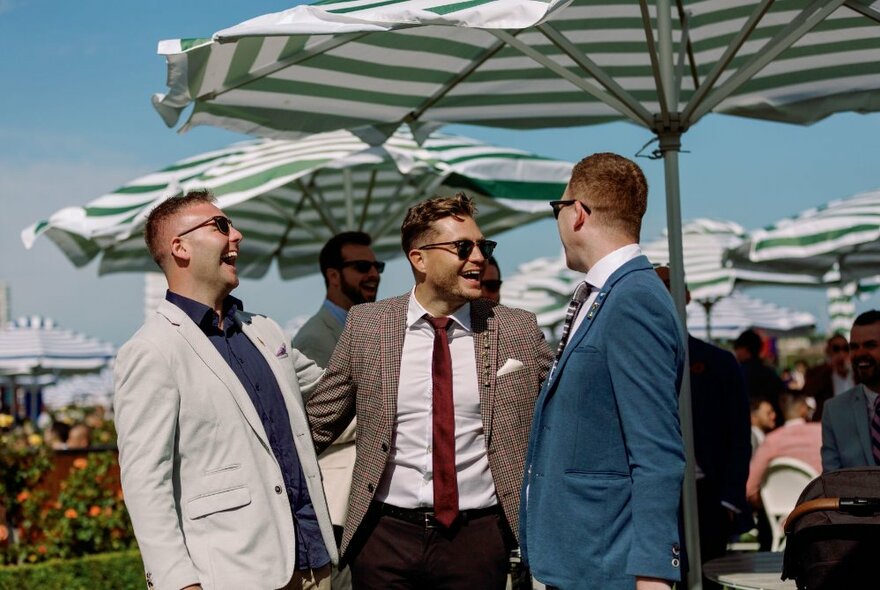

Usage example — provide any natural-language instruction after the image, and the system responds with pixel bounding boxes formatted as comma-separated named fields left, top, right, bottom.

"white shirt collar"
left=783, top=418, right=806, bottom=426
left=584, top=243, right=642, bottom=290
left=406, top=287, right=472, bottom=332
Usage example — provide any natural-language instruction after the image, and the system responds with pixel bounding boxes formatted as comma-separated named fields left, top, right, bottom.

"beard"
left=853, top=356, right=880, bottom=387
left=341, top=276, right=376, bottom=305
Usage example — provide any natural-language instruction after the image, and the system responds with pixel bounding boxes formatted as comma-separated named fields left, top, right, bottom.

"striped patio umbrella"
left=151, top=3, right=880, bottom=578
left=726, top=188, right=880, bottom=285
left=0, top=316, right=115, bottom=377
left=41, top=368, right=114, bottom=410
left=686, top=291, right=815, bottom=341
left=22, top=128, right=571, bottom=278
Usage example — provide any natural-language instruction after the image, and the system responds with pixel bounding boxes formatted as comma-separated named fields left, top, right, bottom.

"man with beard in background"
left=293, top=231, right=384, bottom=590
left=822, top=310, right=880, bottom=471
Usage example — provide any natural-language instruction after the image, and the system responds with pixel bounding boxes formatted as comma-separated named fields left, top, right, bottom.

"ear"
left=408, top=248, right=427, bottom=274
left=169, top=236, right=191, bottom=262
left=572, top=201, right=587, bottom=231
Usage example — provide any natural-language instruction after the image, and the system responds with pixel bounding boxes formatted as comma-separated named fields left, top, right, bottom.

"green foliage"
left=0, top=550, right=144, bottom=590
left=6, top=453, right=136, bottom=565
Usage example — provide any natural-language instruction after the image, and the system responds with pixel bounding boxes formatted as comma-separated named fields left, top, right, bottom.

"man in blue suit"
left=520, top=153, right=686, bottom=590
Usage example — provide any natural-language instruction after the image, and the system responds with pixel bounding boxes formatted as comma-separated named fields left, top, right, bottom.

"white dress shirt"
left=832, top=370, right=855, bottom=397
left=374, top=290, right=497, bottom=510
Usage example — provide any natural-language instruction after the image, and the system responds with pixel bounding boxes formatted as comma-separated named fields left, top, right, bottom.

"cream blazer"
left=114, top=300, right=337, bottom=590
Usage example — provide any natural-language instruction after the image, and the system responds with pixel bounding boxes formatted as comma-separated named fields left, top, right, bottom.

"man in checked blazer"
left=114, top=191, right=336, bottom=590
left=307, top=193, right=553, bottom=589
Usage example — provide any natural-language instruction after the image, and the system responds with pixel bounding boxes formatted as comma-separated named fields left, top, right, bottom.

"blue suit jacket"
left=520, top=255, right=686, bottom=589
left=821, top=384, right=873, bottom=471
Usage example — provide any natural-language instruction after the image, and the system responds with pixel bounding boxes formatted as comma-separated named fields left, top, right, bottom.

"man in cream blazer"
left=115, top=191, right=336, bottom=590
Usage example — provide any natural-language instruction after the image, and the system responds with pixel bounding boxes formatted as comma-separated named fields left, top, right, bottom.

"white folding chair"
left=759, top=456, right=818, bottom=552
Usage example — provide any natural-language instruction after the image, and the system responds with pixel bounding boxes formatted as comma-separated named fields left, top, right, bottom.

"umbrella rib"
left=680, top=0, right=774, bottom=127
left=490, top=29, right=649, bottom=127
left=357, top=170, right=378, bottom=232
left=201, top=31, right=371, bottom=101
left=295, top=178, right=341, bottom=235
left=343, top=168, right=355, bottom=230
left=673, top=7, right=691, bottom=109
left=638, top=0, right=670, bottom=124
left=675, top=1, right=700, bottom=91
left=844, top=0, right=880, bottom=24
left=366, top=173, right=416, bottom=236
left=408, top=35, right=510, bottom=123
left=254, top=192, right=327, bottom=241
left=688, top=0, right=846, bottom=124
left=536, top=24, right=653, bottom=127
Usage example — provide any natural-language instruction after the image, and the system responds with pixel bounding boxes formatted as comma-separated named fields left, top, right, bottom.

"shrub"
left=0, top=549, right=143, bottom=590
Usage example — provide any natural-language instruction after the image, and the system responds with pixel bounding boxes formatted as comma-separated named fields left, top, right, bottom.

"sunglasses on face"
left=549, top=200, right=591, bottom=219
left=415, top=239, right=497, bottom=261
left=481, top=279, right=503, bottom=293
left=177, top=216, right=233, bottom=237
left=340, top=260, right=386, bottom=274
left=830, top=344, right=849, bottom=353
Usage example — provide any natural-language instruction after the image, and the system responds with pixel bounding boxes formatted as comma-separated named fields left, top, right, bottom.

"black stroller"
left=782, top=467, right=880, bottom=589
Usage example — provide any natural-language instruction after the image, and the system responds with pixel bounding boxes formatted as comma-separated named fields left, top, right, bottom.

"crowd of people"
left=10, top=150, right=875, bottom=589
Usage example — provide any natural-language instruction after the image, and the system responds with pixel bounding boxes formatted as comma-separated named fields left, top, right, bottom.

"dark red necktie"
left=427, top=315, right=458, bottom=527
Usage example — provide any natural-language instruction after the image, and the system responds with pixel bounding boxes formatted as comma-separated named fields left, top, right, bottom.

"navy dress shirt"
left=166, top=291, right=330, bottom=571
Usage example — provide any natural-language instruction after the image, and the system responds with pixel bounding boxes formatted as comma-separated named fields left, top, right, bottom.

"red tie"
left=427, top=316, right=458, bottom=527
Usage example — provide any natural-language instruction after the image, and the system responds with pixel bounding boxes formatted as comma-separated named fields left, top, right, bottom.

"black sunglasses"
left=549, top=200, right=590, bottom=219
left=481, top=279, right=503, bottom=292
left=177, top=215, right=233, bottom=237
left=340, top=260, right=386, bottom=274
left=416, top=239, right=497, bottom=260
left=830, top=344, right=849, bottom=353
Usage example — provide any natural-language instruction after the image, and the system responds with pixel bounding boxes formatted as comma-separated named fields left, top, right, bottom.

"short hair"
left=400, top=192, right=477, bottom=254
left=318, top=231, right=373, bottom=286
left=734, top=329, right=763, bottom=357
left=144, top=189, right=215, bottom=267
left=826, top=333, right=848, bottom=349
left=486, top=256, right=501, bottom=279
left=853, top=310, right=880, bottom=327
left=567, top=152, right=647, bottom=240
left=779, top=391, right=808, bottom=419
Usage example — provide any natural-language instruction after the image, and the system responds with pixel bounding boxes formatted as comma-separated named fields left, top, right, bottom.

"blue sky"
left=1, top=0, right=879, bottom=346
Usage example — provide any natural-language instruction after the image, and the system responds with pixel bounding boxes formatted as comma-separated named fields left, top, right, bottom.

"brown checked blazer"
left=306, top=293, right=553, bottom=557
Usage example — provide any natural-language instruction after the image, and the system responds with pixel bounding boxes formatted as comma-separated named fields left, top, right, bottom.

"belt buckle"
left=424, top=511, right=439, bottom=529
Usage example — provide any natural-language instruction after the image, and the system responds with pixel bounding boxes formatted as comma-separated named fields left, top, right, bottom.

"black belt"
left=373, top=502, right=500, bottom=529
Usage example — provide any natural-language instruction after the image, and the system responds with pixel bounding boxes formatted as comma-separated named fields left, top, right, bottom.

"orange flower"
left=103, top=506, right=113, bottom=517
left=88, top=505, right=102, bottom=517
left=64, top=508, right=78, bottom=519
left=37, top=545, right=47, bottom=555
left=17, top=491, right=30, bottom=502
left=72, top=458, right=88, bottom=469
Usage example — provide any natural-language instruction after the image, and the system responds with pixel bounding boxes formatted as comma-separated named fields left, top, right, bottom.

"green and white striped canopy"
left=22, top=128, right=571, bottom=279
left=642, top=218, right=823, bottom=301
left=725, top=188, right=880, bottom=284
left=153, top=0, right=880, bottom=140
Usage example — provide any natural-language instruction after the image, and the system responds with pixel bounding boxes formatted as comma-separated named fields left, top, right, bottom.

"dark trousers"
left=350, top=508, right=511, bottom=590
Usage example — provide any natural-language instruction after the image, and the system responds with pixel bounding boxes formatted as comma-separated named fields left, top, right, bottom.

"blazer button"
left=381, top=443, right=389, bottom=452
left=274, top=485, right=282, bottom=494
left=672, top=543, right=681, bottom=556
left=671, top=558, right=680, bottom=568
left=368, top=483, right=374, bottom=493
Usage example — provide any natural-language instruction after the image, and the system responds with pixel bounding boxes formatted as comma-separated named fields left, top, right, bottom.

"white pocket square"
left=496, top=358, right=524, bottom=377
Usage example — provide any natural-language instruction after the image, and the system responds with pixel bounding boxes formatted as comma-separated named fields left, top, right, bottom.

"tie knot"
left=572, top=281, right=591, bottom=303
left=427, top=316, right=452, bottom=332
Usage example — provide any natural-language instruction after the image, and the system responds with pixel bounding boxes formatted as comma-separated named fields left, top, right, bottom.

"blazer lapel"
left=381, top=296, right=408, bottom=432
left=157, top=301, right=272, bottom=451
left=851, top=385, right=873, bottom=465
left=318, top=304, right=344, bottom=342
left=471, top=301, right=497, bottom=443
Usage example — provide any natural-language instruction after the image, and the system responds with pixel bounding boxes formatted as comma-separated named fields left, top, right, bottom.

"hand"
left=0, top=525, right=8, bottom=542
left=636, top=577, right=672, bottom=590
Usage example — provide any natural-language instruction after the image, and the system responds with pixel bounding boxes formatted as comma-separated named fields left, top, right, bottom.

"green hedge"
left=0, top=550, right=144, bottom=590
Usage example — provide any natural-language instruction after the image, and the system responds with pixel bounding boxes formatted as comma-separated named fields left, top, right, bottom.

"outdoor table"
left=703, top=552, right=796, bottom=590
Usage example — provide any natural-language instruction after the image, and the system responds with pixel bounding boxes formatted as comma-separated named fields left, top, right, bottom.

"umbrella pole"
left=657, top=1, right=701, bottom=587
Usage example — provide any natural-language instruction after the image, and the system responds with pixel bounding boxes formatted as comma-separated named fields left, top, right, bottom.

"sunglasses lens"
left=375, top=261, right=386, bottom=274
left=214, top=217, right=230, bottom=234
left=482, top=280, right=502, bottom=292
left=456, top=241, right=475, bottom=260
left=832, top=345, right=849, bottom=353
left=478, top=240, right=496, bottom=258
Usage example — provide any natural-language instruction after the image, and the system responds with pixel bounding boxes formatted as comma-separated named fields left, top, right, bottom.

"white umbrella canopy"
left=726, top=188, right=880, bottom=285
left=41, top=368, right=114, bottom=410
left=22, top=128, right=571, bottom=279
left=687, top=290, right=815, bottom=341
left=0, top=316, right=115, bottom=377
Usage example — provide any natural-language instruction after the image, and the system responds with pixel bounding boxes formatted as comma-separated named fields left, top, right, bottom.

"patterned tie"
left=427, top=316, right=458, bottom=527
left=871, top=395, right=880, bottom=466
left=554, top=281, right=592, bottom=361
